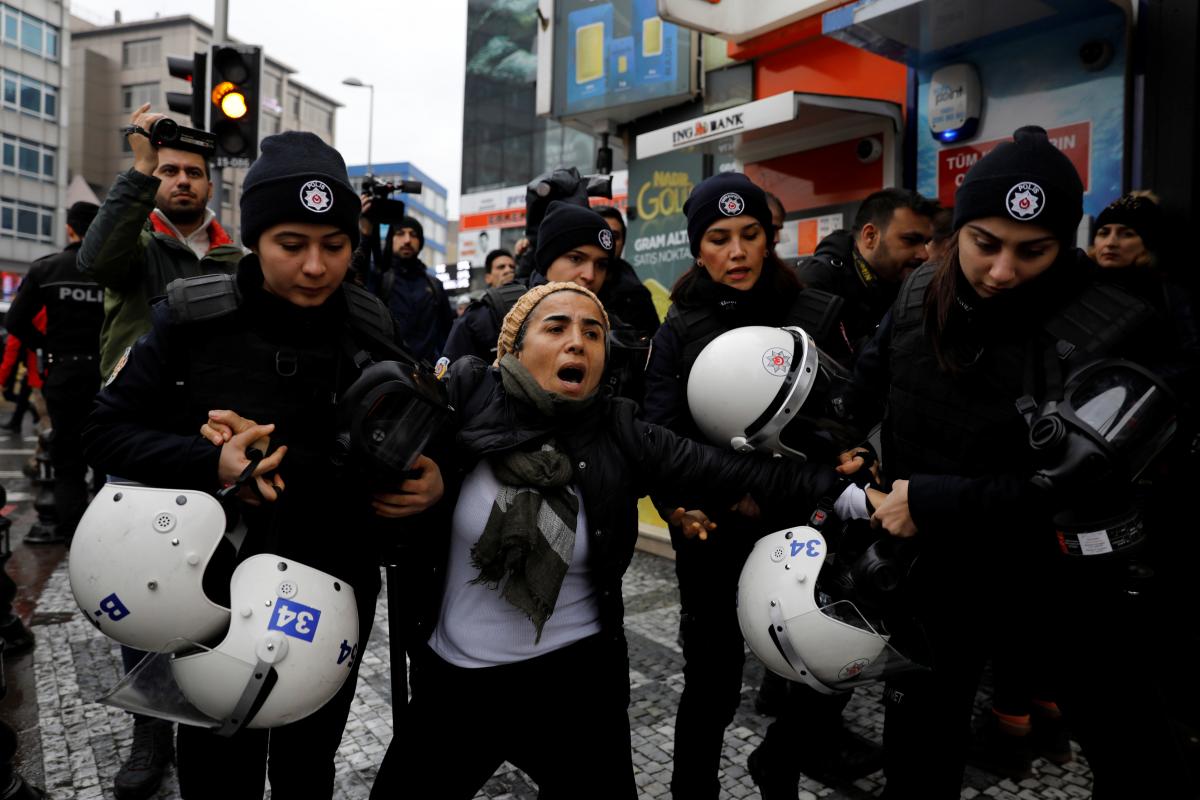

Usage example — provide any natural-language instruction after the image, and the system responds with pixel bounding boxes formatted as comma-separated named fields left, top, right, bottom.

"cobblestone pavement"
left=27, top=544, right=1096, bottom=800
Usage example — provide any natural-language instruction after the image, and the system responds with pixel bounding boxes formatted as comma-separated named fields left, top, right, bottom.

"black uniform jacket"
left=796, top=229, right=900, bottom=365
left=398, top=357, right=848, bottom=647
left=82, top=257, right=407, bottom=594
left=844, top=252, right=1161, bottom=551
left=5, top=241, right=103, bottom=359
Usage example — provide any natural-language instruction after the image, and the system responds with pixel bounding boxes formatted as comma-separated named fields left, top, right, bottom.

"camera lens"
left=150, top=118, right=179, bottom=145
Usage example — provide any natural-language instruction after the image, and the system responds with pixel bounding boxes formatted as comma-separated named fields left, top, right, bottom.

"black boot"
left=114, top=717, right=174, bottom=800
left=0, top=617, right=33, bottom=657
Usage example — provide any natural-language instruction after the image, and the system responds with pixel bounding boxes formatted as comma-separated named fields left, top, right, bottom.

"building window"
left=0, top=196, right=54, bottom=242
left=0, top=134, right=56, bottom=181
left=122, top=37, right=161, bottom=68
left=1, top=69, right=57, bottom=119
left=289, top=92, right=300, bottom=118
left=1, top=4, right=60, bottom=60
left=122, top=82, right=160, bottom=112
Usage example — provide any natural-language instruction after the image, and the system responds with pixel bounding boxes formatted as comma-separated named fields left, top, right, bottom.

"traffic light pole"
left=212, top=0, right=228, bottom=238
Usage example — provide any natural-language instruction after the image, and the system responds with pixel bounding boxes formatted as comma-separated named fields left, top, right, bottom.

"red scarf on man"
left=149, top=212, right=234, bottom=251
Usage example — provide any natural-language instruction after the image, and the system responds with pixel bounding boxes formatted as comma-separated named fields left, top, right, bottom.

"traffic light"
left=209, top=44, right=262, bottom=167
left=166, top=52, right=208, bottom=129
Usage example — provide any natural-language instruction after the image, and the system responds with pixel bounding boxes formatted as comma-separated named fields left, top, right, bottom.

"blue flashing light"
left=938, top=129, right=960, bottom=142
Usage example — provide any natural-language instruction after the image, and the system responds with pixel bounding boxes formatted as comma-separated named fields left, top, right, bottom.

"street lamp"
left=342, top=76, right=374, bottom=174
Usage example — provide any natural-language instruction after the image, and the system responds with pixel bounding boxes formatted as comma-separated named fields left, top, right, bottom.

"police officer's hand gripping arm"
left=201, top=408, right=443, bottom=518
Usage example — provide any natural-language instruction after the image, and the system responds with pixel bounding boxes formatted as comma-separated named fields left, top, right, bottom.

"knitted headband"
left=494, top=281, right=610, bottom=364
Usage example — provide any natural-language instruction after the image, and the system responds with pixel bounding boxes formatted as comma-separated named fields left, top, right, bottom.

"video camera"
left=524, top=167, right=613, bottom=238
left=515, top=167, right=613, bottom=278
left=122, top=118, right=217, bottom=156
left=361, top=175, right=424, bottom=227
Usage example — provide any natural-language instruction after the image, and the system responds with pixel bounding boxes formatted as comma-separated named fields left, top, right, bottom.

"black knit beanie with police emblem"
left=952, top=125, right=1083, bottom=243
left=684, top=172, right=773, bottom=256
left=239, top=131, right=360, bottom=249
left=534, top=201, right=615, bottom=275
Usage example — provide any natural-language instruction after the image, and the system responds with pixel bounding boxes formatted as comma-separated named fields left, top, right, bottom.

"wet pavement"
left=0, top=410, right=1099, bottom=799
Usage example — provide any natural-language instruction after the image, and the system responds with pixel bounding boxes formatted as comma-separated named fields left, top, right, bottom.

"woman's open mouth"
left=557, top=364, right=586, bottom=388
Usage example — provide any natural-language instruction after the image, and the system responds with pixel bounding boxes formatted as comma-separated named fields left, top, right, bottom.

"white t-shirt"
left=429, top=460, right=602, bottom=668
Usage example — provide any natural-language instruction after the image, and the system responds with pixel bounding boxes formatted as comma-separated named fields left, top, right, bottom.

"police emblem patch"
left=838, top=658, right=871, bottom=681
left=598, top=227, right=614, bottom=251
left=300, top=180, right=333, bottom=213
left=718, top=192, right=745, bottom=217
left=1006, top=182, right=1044, bottom=220
left=762, top=347, right=792, bottom=377
left=105, top=346, right=132, bottom=386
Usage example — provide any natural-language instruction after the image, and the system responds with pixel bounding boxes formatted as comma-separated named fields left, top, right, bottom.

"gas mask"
left=334, top=358, right=451, bottom=483
left=1026, top=359, right=1176, bottom=557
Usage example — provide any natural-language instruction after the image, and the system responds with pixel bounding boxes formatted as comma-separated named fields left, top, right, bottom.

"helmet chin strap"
left=215, top=658, right=279, bottom=737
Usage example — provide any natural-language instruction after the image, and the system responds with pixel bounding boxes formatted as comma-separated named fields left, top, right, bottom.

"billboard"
left=552, top=0, right=692, bottom=118
left=625, top=150, right=702, bottom=289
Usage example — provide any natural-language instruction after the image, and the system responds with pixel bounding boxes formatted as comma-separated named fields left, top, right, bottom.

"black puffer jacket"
left=400, top=356, right=848, bottom=646
left=599, top=258, right=660, bottom=336
left=796, top=229, right=900, bottom=365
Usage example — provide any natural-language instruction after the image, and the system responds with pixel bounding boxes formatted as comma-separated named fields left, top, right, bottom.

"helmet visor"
left=1063, top=361, right=1176, bottom=481
left=97, top=643, right=251, bottom=731
left=770, top=599, right=925, bottom=692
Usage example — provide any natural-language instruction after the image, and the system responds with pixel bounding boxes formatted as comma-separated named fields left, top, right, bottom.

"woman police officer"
left=82, top=131, right=444, bottom=799
left=641, top=173, right=867, bottom=798
left=369, top=232, right=877, bottom=798
left=842, top=126, right=1192, bottom=798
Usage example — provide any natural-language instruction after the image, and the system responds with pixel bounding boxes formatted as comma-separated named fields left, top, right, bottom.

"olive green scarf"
left=469, top=355, right=596, bottom=640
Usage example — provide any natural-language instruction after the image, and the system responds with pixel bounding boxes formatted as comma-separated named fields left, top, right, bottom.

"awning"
left=821, top=0, right=1129, bottom=66
left=635, top=91, right=903, bottom=161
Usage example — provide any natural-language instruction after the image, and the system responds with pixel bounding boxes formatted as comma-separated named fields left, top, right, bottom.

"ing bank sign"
left=638, top=92, right=796, bottom=159
left=670, top=111, right=746, bottom=147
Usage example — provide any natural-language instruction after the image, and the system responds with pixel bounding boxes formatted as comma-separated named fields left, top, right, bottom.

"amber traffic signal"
left=209, top=44, right=262, bottom=167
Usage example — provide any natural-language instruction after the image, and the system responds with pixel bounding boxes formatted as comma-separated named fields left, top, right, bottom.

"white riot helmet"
left=687, top=326, right=854, bottom=461
left=71, top=484, right=360, bottom=733
left=737, top=525, right=917, bottom=695
left=70, top=484, right=230, bottom=652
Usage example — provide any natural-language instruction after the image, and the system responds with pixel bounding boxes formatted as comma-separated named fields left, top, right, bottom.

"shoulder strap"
left=482, top=282, right=528, bottom=329
left=783, top=288, right=844, bottom=343
left=343, top=282, right=416, bottom=362
left=669, top=303, right=728, bottom=376
left=1042, top=281, right=1154, bottom=364
left=891, top=264, right=935, bottom=330
left=377, top=268, right=396, bottom=303
left=166, top=273, right=241, bottom=325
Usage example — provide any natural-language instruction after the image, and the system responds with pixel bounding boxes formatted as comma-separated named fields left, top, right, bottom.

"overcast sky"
left=73, top=0, right=469, bottom=217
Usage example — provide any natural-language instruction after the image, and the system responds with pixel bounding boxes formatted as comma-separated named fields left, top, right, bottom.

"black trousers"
left=42, top=363, right=99, bottom=536
left=752, top=685, right=853, bottom=785
left=670, top=530, right=755, bottom=800
left=175, top=581, right=378, bottom=799
left=881, top=561, right=1194, bottom=800
left=372, top=632, right=636, bottom=800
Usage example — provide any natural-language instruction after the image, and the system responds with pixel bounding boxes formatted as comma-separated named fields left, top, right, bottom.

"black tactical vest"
left=667, top=287, right=845, bottom=385
left=883, top=263, right=1155, bottom=480
left=166, top=274, right=399, bottom=472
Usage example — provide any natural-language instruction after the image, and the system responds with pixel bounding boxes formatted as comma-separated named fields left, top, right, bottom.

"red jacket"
left=0, top=307, right=46, bottom=388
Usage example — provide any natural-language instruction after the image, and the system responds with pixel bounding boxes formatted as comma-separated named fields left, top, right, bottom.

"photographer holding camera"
left=80, top=104, right=242, bottom=386
left=352, top=189, right=453, bottom=364
left=76, top=102, right=242, bottom=800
